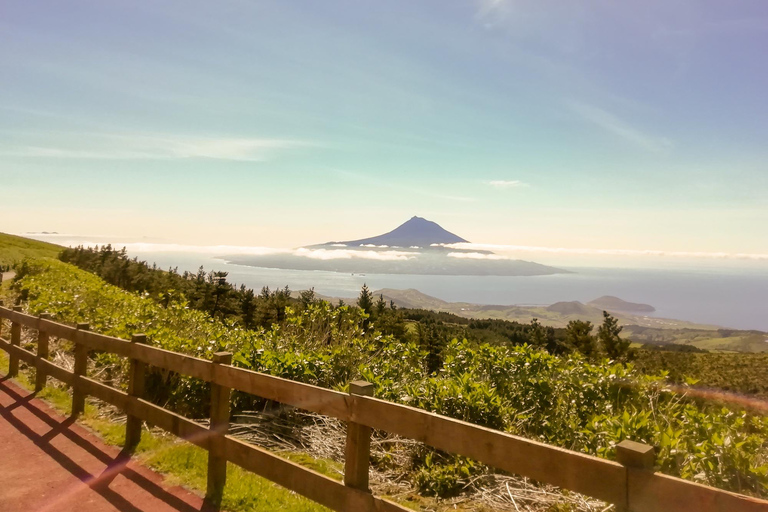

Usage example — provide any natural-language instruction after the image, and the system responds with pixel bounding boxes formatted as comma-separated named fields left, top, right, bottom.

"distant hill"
left=0, top=232, right=62, bottom=268
left=546, top=301, right=595, bottom=316
left=323, top=216, right=468, bottom=248
left=588, top=295, right=655, bottom=313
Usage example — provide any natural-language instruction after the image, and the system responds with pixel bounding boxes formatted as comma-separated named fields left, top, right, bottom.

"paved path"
left=0, top=378, right=207, bottom=512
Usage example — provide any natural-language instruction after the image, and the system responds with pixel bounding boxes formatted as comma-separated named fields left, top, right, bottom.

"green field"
left=0, top=232, right=62, bottom=268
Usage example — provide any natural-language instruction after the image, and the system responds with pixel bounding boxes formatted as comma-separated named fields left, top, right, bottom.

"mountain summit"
left=228, top=216, right=568, bottom=276
left=330, top=216, right=469, bottom=247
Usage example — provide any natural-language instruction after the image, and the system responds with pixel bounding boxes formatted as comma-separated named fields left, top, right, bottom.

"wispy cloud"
left=566, top=100, right=673, bottom=153
left=487, top=180, right=528, bottom=189
left=0, top=133, right=313, bottom=161
left=443, top=243, right=768, bottom=261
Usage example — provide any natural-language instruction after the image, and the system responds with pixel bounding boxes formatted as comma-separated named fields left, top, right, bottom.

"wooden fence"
left=0, top=303, right=766, bottom=512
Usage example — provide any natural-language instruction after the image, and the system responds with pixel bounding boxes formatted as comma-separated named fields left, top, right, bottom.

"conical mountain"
left=330, top=216, right=469, bottom=247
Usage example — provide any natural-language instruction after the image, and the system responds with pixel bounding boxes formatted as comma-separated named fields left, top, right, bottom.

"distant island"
left=226, top=216, right=569, bottom=277
left=588, top=296, right=656, bottom=313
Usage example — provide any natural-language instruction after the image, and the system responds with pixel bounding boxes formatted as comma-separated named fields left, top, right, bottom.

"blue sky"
left=2, top=0, right=767, bottom=260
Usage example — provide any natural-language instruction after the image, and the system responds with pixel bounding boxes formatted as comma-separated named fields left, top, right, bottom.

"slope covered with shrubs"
left=8, top=257, right=768, bottom=498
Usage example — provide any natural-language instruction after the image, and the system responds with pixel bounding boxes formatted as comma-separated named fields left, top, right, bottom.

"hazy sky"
left=2, top=1, right=767, bottom=259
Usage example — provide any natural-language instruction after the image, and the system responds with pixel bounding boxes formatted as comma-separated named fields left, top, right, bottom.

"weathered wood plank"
left=344, top=381, right=374, bottom=492
left=35, top=313, right=51, bottom=392
left=72, top=323, right=90, bottom=416
left=628, top=469, right=768, bottom=512
left=130, top=343, right=212, bottom=382
left=127, top=397, right=211, bottom=451
left=349, top=395, right=627, bottom=505
left=0, top=338, right=73, bottom=385
left=77, top=376, right=129, bottom=410
left=36, top=356, right=74, bottom=386
left=206, top=352, right=232, bottom=508
left=223, top=436, right=409, bottom=512
left=9, top=305, right=22, bottom=377
left=125, top=334, right=147, bottom=451
left=38, top=317, right=77, bottom=340
left=78, top=330, right=132, bottom=357
left=0, top=337, right=35, bottom=366
left=216, top=364, right=352, bottom=420
left=0, top=306, right=38, bottom=328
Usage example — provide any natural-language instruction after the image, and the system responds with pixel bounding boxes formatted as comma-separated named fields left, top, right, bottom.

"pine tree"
left=565, top=320, right=598, bottom=358
left=375, top=294, right=387, bottom=317
left=598, top=311, right=630, bottom=361
left=357, top=284, right=373, bottom=316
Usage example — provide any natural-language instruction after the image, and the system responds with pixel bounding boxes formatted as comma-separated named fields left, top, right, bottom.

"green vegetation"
left=624, top=325, right=768, bottom=353
left=633, top=349, right=768, bottom=400
left=0, top=232, right=61, bottom=270
left=6, top=255, right=768, bottom=500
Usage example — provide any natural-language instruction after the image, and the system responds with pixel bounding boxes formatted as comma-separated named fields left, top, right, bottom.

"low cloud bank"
left=294, top=248, right=415, bottom=261
left=36, top=237, right=417, bottom=262
left=443, top=243, right=768, bottom=261
left=447, top=252, right=509, bottom=260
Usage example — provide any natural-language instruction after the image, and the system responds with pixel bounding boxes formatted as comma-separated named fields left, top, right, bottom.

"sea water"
left=129, top=251, right=768, bottom=331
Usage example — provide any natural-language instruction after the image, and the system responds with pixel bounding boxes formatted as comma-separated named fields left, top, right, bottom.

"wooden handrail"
left=1, top=305, right=766, bottom=512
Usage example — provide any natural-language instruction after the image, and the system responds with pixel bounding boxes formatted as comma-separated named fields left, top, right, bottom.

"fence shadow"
left=0, top=379, right=204, bottom=512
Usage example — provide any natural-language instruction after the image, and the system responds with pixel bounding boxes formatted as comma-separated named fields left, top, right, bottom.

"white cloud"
left=447, top=252, right=509, bottom=260
left=293, top=248, right=416, bottom=261
left=0, top=133, right=311, bottom=161
left=443, top=243, right=768, bottom=261
left=566, top=100, right=673, bottom=153
left=487, top=180, right=528, bottom=189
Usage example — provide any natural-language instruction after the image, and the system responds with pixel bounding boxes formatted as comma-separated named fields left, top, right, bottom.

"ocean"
left=128, top=251, right=768, bottom=331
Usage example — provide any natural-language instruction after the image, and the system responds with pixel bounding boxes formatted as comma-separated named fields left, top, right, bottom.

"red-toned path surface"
left=0, top=377, right=207, bottom=512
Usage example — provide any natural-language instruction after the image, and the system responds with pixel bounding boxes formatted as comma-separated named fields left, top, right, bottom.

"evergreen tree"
left=357, top=284, right=373, bottom=316
left=597, top=311, right=630, bottom=360
left=565, top=320, right=598, bottom=358
left=299, top=288, right=317, bottom=309
left=528, top=318, right=548, bottom=348
left=418, top=322, right=444, bottom=374
left=375, top=294, right=387, bottom=317
left=241, top=288, right=257, bottom=330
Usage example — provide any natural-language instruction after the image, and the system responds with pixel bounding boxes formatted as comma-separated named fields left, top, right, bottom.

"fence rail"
left=0, top=304, right=766, bottom=512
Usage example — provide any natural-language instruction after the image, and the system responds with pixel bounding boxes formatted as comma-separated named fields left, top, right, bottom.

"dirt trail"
left=0, top=378, right=206, bottom=512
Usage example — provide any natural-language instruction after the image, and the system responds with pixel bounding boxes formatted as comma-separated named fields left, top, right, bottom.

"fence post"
left=35, top=313, right=52, bottom=392
left=72, top=323, right=90, bottom=416
left=9, top=305, right=22, bottom=377
left=206, top=351, right=232, bottom=509
left=125, top=334, right=147, bottom=451
left=616, top=439, right=655, bottom=512
left=344, top=380, right=374, bottom=492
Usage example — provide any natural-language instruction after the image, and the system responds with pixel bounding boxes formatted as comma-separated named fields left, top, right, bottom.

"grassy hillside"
left=625, top=325, right=768, bottom=353
left=6, top=257, right=768, bottom=499
left=633, top=350, right=768, bottom=399
left=0, top=232, right=62, bottom=268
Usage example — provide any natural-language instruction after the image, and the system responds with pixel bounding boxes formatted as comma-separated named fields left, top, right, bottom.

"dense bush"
left=9, top=258, right=768, bottom=498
